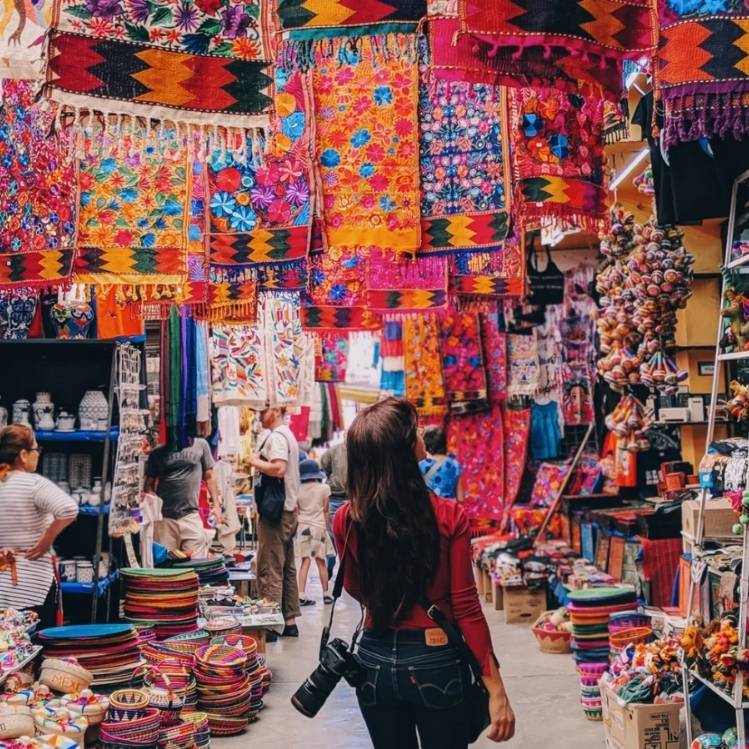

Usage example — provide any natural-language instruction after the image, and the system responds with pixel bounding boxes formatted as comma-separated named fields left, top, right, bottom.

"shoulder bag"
left=526, top=246, right=564, bottom=306
left=424, top=602, right=491, bottom=744
left=254, top=430, right=289, bottom=525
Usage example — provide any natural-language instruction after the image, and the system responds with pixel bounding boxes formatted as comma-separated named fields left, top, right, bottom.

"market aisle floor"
left=216, top=581, right=604, bottom=749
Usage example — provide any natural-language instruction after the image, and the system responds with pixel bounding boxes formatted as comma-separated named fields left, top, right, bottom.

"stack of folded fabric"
left=37, top=625, right=144, bottom=690
left=194, top=644, right=250, bottom=736
left=121, top=569, right=199, bottom=640
left=171, top=557, right=229, bottom=587
left=567, top=586, right=637, bottom=721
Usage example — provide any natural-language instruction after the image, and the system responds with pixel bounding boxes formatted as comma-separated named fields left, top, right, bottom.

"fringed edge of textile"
left=191, top=301, right=258, bottom=323
left=662, top=86, right=749, bottom=149
left=522, top=204, right=609, bottom=235
left=278, top=32, right=419, bottom=71
left=93, top=283, right=193, bottom=304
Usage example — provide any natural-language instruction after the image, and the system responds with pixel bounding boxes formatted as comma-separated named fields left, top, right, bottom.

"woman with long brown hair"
left=0, top=425, right=78, bottom=627
left=333, top=398, right=514, bottom=748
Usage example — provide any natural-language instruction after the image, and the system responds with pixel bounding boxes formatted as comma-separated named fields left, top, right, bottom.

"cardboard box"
left=502, top=586, right=546, bottom=625
left=601, top=683, right=680, bottom=749
left=681, top=497, right=736, bottom=540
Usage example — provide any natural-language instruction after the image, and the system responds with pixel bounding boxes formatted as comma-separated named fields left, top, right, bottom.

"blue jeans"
left=355, top=630, right=468, bottom=749
left=327, top=497, right=347, bottom=578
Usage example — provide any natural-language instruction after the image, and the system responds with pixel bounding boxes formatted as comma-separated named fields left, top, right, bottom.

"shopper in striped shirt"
left=0, top=425, right=78, bottom=626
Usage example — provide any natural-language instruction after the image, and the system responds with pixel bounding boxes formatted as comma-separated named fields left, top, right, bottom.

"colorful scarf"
left=419, top=78, right=510, bottom=250
left=657, top=8, right=749, bottom=147
left=311, top=34, right=421, bottom=252
left=47, top=0, right=273, bottom=143
left=207, top=67, right=312, bottom=276
left=509, top=87, right=607, bottom=232
left=502, top=405, right=530, bottom=508
left=440, top=309, right=490, bottom=413
left=314, top=332, right=348, bottom=382
left=460, top=0, right=657, bottom=94
left=380, top=316, right=405, bottom=395
left=366, top=252, right=448, bottom=312
left=0, top=0, right=48, bottom=78
left=447, top=404, right=504, bottom=522
left=479, top=305, right=507, bottom=403
left=403, top=313, right=447, bottom=416
left=74, top=130, right=190, bottom=288
left=0, top=80, right=77, bottom=289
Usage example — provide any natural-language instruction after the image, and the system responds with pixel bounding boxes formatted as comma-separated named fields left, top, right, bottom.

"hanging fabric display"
left=310, top=34, right=421, bottom=252
left=315, top=332, right=348, bottom=382
left=450, top=233, right=525, bottom=298
left=380, top=316, right=405, bottom=395
left=479, top=305, right=507, bottom=404
left=46, top=0, right=274, bottom=149
left=366, top=252, right=448, bottom=312
left=211, top=320, right=268, bottom=407
left=509, top=87, right=607, bottom=232
left=0, top=0, right=50, bottom=78
left=507, top=331, right=540, bottom=397
left=403, top=313, right=448, bottom=417
left=0, top=80, right=77, bottom=290
left=502, top=404, right=530, bottom=508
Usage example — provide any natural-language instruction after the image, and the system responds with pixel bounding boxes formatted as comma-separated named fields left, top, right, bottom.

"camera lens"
left=290, top=662, right=343, bottom=718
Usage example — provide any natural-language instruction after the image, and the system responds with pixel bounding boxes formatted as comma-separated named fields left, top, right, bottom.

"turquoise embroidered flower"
left=373, top=86, right=393, bottom=106
left=351, top=129, right=371, bottom=148
left=359, top=163, right=375, bottom=178
left=379, top=195, right=396, bottom=212
left=210, top=191, right=235, bottom=218
left=229, top=205, right=257, bottom=231
left=321, top=149, right=340, bottom=167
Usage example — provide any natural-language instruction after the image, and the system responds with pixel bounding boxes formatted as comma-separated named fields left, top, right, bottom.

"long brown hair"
left=0, top=425, right=34, bottom=480
left=346, top=397, right=440, bottom=629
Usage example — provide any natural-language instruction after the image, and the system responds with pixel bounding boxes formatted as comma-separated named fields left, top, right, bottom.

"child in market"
left=296, top=459, right=333, bottom=606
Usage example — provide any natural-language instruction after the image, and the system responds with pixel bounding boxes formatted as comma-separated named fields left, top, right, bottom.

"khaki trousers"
left=257, top=509, right=301, bottom=621
left=154, top=511, right=211, bottom=558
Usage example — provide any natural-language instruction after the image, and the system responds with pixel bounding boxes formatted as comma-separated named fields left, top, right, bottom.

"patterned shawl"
left=211, top=321, right=267, bottom=407
left=450, top=234, right=525, bottom=298
left=366, top=252, right=448, bottom=312
left=657, top=2, right=749, bottom=147
left=507, top=332, right=540, bottom=397
left=479, top=305, right=507, bottom=403
left=314, top=331, right=348, bottom=382
left=404, top=313, right=447, bottom=416
left=509, top=87, right=607, bottom=232
left=0, top=0, right=49, bottom=78
left=311, top=34, right=421, bottom=253
left=0, top=80, right=77, bottom=289
left=47, top=0, right=274, bottom=142
left=74, top=129, right=190, bottom=289
left=460, top=0, right=657, bottom=95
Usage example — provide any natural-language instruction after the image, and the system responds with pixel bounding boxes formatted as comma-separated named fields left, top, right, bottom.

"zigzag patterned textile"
left=509, top=87, right=607, bottom=231
left=449, top=233, right=525, bottom=299
left=277, top=0, right=426, bottom=37
left=366, top=252, right=448, bottom=312
left=193, top=277, right=258, bottom=321
left=0, top=80, right=77, bottom=289
left=74, top=130, right=190, bottom=287
left=311, top=34, right=421, bottom=252
left=657, top=9, right=749, bottom=147
left=428, top=15, right=626, bottom=96
left=301, top=305, right=379, bottom=330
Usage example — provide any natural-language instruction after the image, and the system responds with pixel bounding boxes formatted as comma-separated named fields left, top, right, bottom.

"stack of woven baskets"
left=100, top=689, right=161, bottom=749
left=182, top=711, right=210, bottom=749
left=195, top=644, right=250, bottom=736
left=211, top=635, right=264, bottom=718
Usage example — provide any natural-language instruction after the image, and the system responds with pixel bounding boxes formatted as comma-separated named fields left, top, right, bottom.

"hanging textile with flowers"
left=314, top=331, right=348, bottom=382
left=509, top=87, right=608, bottom=232
left=479, top=304, right=507, bottom=404
left=366, top=251, right=448, bottom=312
left=310, top=34, right=421, bottom=252
left=403, top=313, right=447, bottom=417
left=0, top=80, right=77, bottom=290
left=450, top=234, right=525, bottom=298
left=46, top=0, right=274, bottom=151
left=0, top=0, right=50, bottom=78
left=73, top=128, right=190, bottom=290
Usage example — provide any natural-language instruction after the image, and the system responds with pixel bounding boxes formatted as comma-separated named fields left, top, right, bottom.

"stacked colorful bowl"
left=157, top=719, right=195, bottom=749
left=172, top=558, right=229, bottom=586
left=182, top=711, right=210, bottom=749
left=567, top=586, right=637, bottom=721
left=100, top=693, right=162, bottom=749
left=211, top=635, right=263, bottom=718
left=194, top=644, right=250, bottom=736
left=37, top=625, right=144, bottom=690
left=121, top=569, right=199, bottom=640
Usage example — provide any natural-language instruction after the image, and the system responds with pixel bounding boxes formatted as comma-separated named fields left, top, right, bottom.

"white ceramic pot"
left=33, top=393, right=55, bottom=431
left=12, top=399, right=30, bottom=425
left=78, top=391, right=108, bottom=429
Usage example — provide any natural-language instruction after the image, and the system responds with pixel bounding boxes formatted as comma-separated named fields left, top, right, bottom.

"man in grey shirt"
left=144, top=437, right=223, bottom=558
left=320, top=441, right=347, bottom=578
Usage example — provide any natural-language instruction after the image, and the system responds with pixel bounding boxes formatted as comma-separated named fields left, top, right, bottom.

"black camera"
left=291, top=637, right=366, bottom=718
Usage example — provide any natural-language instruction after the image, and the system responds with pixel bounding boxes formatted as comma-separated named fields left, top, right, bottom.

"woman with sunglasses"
left=333, top=398, right=515, bottom=748
left=0, top=425, right=78, bottom=626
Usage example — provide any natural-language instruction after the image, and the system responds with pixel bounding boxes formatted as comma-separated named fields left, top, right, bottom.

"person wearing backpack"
left=250, top=405, right=302, bottom=638
left=419, top=426, right=464, bottom=502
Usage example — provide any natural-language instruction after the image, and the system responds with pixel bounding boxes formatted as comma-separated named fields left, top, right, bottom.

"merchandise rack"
left=681, top=167, right=749, bottom=746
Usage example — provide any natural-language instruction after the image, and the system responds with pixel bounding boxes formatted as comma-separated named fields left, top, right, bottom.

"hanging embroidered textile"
left=427, top=16, right=624, bottom=96
left=418, top=78, right=511, bottom=255
left=366, top=252, right=448, bottom=312
left=536, top=305, right=564, bottom=401
left=440, top=309, right=490, bottom=414
left=0, top=0, right=49, bottom=78
left=47, top=0, right=273, bottom=143
left=302, top=304, right=378, bottom=330
left=479, top=305, right=507, bottom=403
left=447, top=404, right=504, bottom=523
left=657, top=8, right=749, bottom=147
left=509, top=88, right=607, bottom=232
left=308, top=247, right=367, bottom=306
left=266, top=292, right=311, bottom=406
left=257, top=260, right=308, bottom=291
left=0, top=80, right=77, bottom=289
left=502, top=405, right=530, bottom=508
left=507, top=331, right=540, bottom=397
left=311, top=34, right=421, bottom=252
left=450, top=235, right=525, bottom=298
left=192, top=275, right=258, bottom=322
left=315, top=332, right=348, bottom=382
left=211, top=322, right=268, bottom=407
left=404, top=313, right=447, bottom=416
left=460, top=0, right=657, bottom=94
left=208, top=67, right=312, bottom=276
left=74, top=129, right=190, bottom=288
left=380, top=316, right=405, bottom=395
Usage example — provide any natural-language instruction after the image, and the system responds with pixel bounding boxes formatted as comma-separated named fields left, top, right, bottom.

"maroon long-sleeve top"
left=333, top=495, right=495, bottom=676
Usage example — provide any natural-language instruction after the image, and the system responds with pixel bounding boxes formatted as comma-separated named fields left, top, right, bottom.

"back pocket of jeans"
left=356, top=663, right=381, bottom=707
left=408, top=660, right=464, bottom=710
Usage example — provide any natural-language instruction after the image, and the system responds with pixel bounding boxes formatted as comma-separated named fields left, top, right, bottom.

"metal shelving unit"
left=682, top=168, right=749, bottom=746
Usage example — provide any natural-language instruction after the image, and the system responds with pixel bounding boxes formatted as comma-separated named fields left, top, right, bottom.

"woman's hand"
left=24, top=537, right=52, bottom=561
left=486, top=690, right=515, bottom=742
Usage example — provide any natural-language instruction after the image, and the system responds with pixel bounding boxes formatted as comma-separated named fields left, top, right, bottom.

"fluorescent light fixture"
left=609, top=147, right=649, bottom=192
